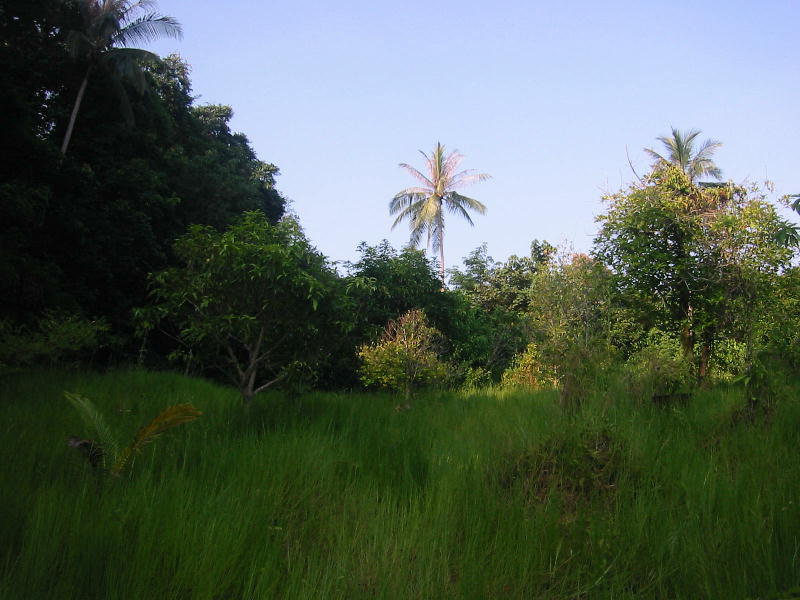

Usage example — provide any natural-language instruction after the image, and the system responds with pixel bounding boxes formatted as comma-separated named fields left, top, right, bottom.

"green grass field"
left=1, top=368, right=799, bottom=599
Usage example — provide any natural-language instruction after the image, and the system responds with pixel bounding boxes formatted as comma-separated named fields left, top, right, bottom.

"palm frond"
left=644, top=147, right=667, bottom=164
left=646, top=128, right=722, bottom=182
left=694, top=139, right=723, bottom=180
left=399, top=163, right=433, bottom=189
left=64, top=392, right=119, bottom=466
left=448, top=203, right=476, bottom=226
left=450, top=169, right=492, bottom=188
left=391, top=187, right=429, bottom=200
left=105, top=47, right=157, bottom=93
left=128, top=0, right=160, bottom=13
left=678, top=128, right=701, bottom=147
left=441, top=149, right=464, bottom=178
left=407, top=216, right=434, bottom=248
left=695, top=138, right=722, bottom=159
left=391, top=201, right=423, bottom=229
left=427, top=216, right=444, bottom=252
left=389, top=192, right=425, bottom=216
left=112, top=403, right=201, bottom=475
left=106, top=46, right=159, bottom=62
left=447, top=192, right=487, bottom=215
left=113, top=13, right=182, bottom=47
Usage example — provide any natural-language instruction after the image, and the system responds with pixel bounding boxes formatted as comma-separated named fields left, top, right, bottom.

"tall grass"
left=1, top=368, right=799, bottom=599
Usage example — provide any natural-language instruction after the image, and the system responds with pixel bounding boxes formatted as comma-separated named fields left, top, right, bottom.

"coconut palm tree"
left=644, top=127, right=722, bottom=182
left=60, top=0, right=182, bottom=155
left=390, top=142, right=490, bottom=284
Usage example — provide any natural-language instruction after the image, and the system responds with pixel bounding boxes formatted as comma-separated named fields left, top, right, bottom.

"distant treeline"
left=2, top=1, right=799, bottom=402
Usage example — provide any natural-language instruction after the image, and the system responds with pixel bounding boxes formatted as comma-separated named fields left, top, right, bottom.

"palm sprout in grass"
left=112, top=402, right=202, bottom=475
left=65, top=391, right=201, bottom=475
left=4, top=371, right=800, bottom=598
left=65, top=391, right=119, bottom=468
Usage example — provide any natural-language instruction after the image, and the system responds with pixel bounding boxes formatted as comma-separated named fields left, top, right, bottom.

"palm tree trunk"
left=439, top=241, right=445, bottom=288
left=438, top=217, right=446, bottom=288
left=61, top=66, right=92, bottom=155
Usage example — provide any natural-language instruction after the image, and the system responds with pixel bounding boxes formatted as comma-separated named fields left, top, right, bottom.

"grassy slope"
left=1, top=369, right=799, bottom=599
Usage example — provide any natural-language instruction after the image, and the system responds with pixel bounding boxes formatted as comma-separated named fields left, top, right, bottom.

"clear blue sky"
left=148, top=0, right=799, bottom=272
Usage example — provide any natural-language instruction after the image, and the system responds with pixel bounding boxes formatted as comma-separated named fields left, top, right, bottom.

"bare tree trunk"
left=698, top=343, right=710, bottom=382
left=242, top=388, right=254, bottom=410
left=697, top=324, right=715, bottom=383
left=680, top=322, right=694, bottom=359
left=679, top=293, right=695, bottom=374
left=61, top=67, right=92, bottom=155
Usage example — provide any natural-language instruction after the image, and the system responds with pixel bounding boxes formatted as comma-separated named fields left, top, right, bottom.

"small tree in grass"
left=137, top=211, right=334, bottom=406
left=358, top=309, right=447, bottom=401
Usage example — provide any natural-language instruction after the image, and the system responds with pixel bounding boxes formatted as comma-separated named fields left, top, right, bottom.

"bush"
left=626, top=329, right=693, bottom=401
left=358, top=309, right=448, bottom=400
left=707, top=338, right=747, bottom=382
left=462, top=366, right=492, bottom=390
left=0, top=312, right=109, bottom=369
left=500, top=343, right=557, bottom=390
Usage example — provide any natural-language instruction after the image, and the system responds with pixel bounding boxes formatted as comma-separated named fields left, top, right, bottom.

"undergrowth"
left=0, top=368, right=798, bottom=599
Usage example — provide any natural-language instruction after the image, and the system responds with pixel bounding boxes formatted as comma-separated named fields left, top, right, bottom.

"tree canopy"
left=0, top=19, right=286, bottom=331
left=139, top=211, right=335, bottom=404
left=594, top=166, right=790, bottom=379
left=60, top=0, right=182, bottom=154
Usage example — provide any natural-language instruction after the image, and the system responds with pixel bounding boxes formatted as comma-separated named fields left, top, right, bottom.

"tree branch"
left=253, top=370, right=288, bottom=395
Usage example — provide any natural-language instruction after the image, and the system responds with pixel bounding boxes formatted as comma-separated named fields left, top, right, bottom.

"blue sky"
left=148, top=0, right=800, bottom=272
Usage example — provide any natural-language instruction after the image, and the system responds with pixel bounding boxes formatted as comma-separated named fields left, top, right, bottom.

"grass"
left=1, top=368, right=799, bottom=599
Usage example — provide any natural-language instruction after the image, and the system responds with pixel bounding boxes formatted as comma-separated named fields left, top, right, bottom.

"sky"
left=147, top=0, right=800, bottom=273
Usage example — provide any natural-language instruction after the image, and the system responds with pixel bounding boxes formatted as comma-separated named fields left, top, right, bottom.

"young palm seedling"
left=65, top=392, right=201, bottom=476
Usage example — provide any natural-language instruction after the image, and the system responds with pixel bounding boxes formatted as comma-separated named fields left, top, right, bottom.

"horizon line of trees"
left=2, top=1, right=800, bottom=407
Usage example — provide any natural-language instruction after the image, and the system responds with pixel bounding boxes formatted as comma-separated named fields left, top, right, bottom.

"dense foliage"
left=4, top=4, right=800, bottom=598
left=0, top=1, right=285, bottom=337
left=137, top=212, right=336, bottom=404
left=595, top=167, right=791, bottom=379
left=2, top=1, right=799, bottom=402
left=4, top=369, right=800, bottom=599
left=358, top=309, right=447, bottom=400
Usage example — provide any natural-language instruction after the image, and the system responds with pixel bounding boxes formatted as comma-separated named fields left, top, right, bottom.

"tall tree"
left=390, top=142, right=490, bottom=284
left=60, top=0, right=182, bottom=155
left=594, top=166, right=790, bottom=380
left=644, top=127, right=722, bottom=183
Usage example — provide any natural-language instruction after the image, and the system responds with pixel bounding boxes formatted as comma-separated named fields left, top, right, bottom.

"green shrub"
left=462, top=366, right=492, bottom=390
left=707, top=338, right=747, bottom=382
left=626, top=329, right=693, bottom=401
left=0, top=312, right=109, bottom=369
left=500, top=343, right=557, bottom=390
left=358, top=309, right=448, bottom=400
left=497, top=425, right=626, bottom=514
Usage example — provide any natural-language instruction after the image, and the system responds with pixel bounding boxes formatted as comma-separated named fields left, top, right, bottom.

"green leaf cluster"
left=358, top=309, right=448, bottom=399
left=140, top=211, right=335, bottom=403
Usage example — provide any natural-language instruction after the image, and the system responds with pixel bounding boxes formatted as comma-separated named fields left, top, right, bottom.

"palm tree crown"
left=390, top=142, right=490, bottom=284
left=644, top=127, right=722, bottom=182
left=61, top=0, right=182, bottom=154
